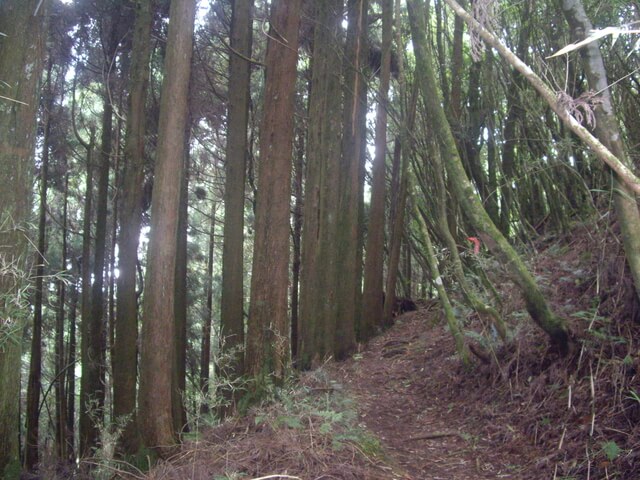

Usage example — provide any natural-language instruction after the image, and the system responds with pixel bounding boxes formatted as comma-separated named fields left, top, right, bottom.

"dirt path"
left=330, top=309, right=542, bottom=479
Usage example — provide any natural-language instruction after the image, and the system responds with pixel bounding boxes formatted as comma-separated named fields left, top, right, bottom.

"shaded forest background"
left=1, top=0, right=640, bottom=478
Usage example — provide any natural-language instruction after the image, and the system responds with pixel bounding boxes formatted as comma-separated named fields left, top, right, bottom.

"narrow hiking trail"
left=330, top=308, right=544, bottom=479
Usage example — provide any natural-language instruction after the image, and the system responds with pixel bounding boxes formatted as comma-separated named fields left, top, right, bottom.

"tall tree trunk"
left=246, top=0, right=302, bottom=384
left=408, top=0, right=569, bottom=352
left=298, top=0, right=344, bottom=369
left=113, top=0, right=152, bottom=455
left=24, top=58, right=53, bottom=471
left=199, top=201, right=216, bottom=414
left=80, top=6, right=124, bottom=454
left=220, top=0, right=253, bottom=401
left=337, top=0, right=368, bottom=347
left=78, top=129, right=95, bottom=457
left=80, top=85, right=113, bottom=459
left=384, top=138, right=412, bottom=326
left=65, top=281, right=78, bottom=462
left=55, top=159, right=69, bottom=463
left=559, top=0, right=640, bottom=302
left=0, top=0, right=46, bottom=474
left=139, top=0, right=195, bottom=456
left=291, top=127, right=304, bottom=363
left=361, top=0, right=393, bottom=339
left=173, top=138, right=190, bottom=435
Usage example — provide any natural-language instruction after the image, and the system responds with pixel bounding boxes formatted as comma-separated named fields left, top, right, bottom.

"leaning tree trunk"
left=442, top=0, right=640, bottom=195
left=139, top=0, right=196, bottom=457
left=0, top=0, right=46, bottom=474
left=559, top=0, right=640, bottom=302
left=246, top=0, right=302, bottom=384
left=414, top=204, right=471, bottom=367
left=407, top=0, right=569, bottom=352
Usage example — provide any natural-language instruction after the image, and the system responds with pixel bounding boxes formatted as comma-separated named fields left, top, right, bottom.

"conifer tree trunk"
left=25, top=59, right=53, bottom=471
left=0, top=1, right=46, bottom=474
left=113, top=0, right=152, bottom=454
left=298, top=0, right=344, bottom=369
left=361, top=0, right=393, bottom=339
left=220, top=0, right=252, bottom=395
left=139, top=0, right=196, bottom=456
left=55, top=158, right=70, bottom=463
left=65, top=282, right=78, bottom=462
left=383, top=31, right=411, bottom=326
left=335, top=0, right=367, bottom=355
left=79, top=7, right=124, bottom=453
left=80, top=83, right=113, bottom=459
left=78, top=129, right=95, bottom=454
left=383, top=138, right=409, bottom=326
left=173, top=143, right=189, bottom=435
left=291, top=129, right=304, bottom=362
left=246, top=0, right=302, bottom=383
left=199, top=201, right=216, bottom=413
left=559, top=0, right=640, bottom=302
left=408, top=0, right=569, bottom=352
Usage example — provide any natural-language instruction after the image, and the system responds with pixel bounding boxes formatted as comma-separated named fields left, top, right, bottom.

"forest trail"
left=330, top=309, right=542, bottom=479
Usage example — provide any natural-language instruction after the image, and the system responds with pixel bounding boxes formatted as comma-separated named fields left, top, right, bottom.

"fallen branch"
left=407, top=431, right=467, bottom=441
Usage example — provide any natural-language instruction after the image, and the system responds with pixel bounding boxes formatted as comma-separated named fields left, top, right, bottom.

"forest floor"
left=142, top=224, right=639, bottom=480
left=324, top=308, right=544, bottom=479
left=146, top=308, right=545, bottom=480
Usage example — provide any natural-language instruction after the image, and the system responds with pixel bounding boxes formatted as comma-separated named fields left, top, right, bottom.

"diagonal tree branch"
left=443, top=0, right=640, bottom=196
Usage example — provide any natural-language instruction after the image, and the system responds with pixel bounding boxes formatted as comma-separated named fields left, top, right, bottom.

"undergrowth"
left=462, top=221, right=640, bottom=480
left=143, top=367, right=391, bottom=479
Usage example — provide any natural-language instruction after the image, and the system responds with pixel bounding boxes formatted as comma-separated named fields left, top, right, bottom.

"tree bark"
left=55, top=153, right=69, bottom=463
left=246, top=0, right=302, bottom=383
left=199, top=201, right=216, bottom=414
left=361, top=0, right=393, bottom=339
left=335, top=0, right=367, bottom=356
left=298, top=0, right=344, bottom=369
left=114, top=0, right=152, bottom=455
left=80, top=82, right=112, bottom=460
left=24, top=58, right=53, bottom=471
left=173, top=138, right=190, bottom=435
left=220, top=0, right=252, bottom=397
left=0, top=0, right=46, bottom=474
left=414, top=204, right=471, bottom=366
left=139, top=0, right=196, bottom=456
left=79, top=5, right=124, bottom=454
